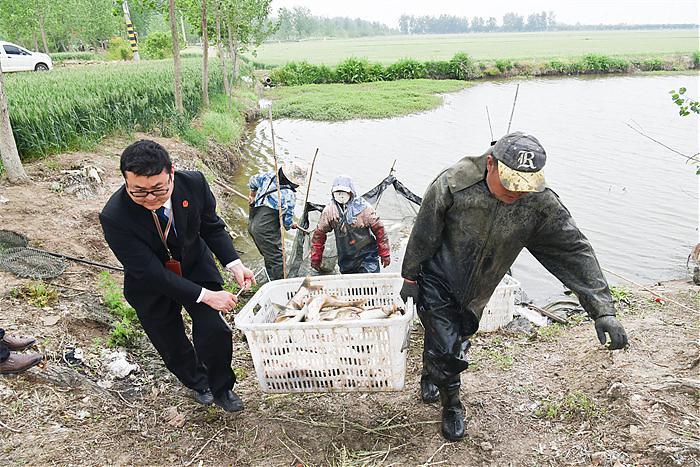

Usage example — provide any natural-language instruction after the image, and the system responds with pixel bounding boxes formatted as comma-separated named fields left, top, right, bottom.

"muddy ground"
left=0, top=138, right=698, bottom=466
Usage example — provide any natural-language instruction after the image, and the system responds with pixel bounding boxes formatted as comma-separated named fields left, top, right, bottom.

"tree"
left=502, top=12, right=524, bottom=31
left=219, top=0, right=274, bottom=87
left=0, top=63, right=28, bottom=183
left=167, top=0, right=183, bottom=115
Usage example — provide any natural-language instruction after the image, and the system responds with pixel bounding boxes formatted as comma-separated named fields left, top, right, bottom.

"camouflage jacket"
left=401, top=153, right=616, bottom=330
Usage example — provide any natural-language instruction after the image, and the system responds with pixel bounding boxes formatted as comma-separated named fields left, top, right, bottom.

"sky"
left=270, top=0, right=700, bottom=28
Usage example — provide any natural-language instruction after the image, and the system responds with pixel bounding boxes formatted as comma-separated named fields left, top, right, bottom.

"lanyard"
left=151, top=209, right=174, bottom=259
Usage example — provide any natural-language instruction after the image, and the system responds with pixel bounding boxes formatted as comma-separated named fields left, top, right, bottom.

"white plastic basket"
left=478, top=275, right=521, bottom=332
left=235, top=273, right=415, bottom=393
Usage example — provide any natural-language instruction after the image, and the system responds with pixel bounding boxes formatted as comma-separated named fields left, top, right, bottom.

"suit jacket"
left=100, top=170, right=239, bottom=311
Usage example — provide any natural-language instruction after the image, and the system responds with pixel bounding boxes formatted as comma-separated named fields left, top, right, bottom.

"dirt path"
left=0, top=141, right=698, bottom=466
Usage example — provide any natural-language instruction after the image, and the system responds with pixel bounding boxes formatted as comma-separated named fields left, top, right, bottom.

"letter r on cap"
left=517, top=151, right=536, bottom=169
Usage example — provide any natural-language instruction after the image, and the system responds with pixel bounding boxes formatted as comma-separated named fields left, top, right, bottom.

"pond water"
left=228, top=73, right=699, bottom=304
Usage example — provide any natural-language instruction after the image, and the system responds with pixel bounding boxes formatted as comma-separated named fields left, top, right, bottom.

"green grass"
left=252, top=30, right=699, bottom=65
left=267, top=79, right=468, bottom=120
left=182, top=91, right=254, bottom=148
left=5, top=57, right=224, bottom=160
left=536, top=390, right=606, bottom=421
left=97, top=271, right=142, bottom=348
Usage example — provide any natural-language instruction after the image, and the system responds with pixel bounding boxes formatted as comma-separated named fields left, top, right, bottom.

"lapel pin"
left=182, top=200, right=189, bottom=208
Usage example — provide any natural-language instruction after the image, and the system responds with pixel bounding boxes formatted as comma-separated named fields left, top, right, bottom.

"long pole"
left=268, top=105, right=287, bottom=279
left=27, top=248, right=123, bottom=272
left=506, top=83, right=520, bottom=134
left=486, top=105, right=495, bottom=142
left=601, top=267, right=698, bottom=315
left=301, top=148, right=319, bottom=229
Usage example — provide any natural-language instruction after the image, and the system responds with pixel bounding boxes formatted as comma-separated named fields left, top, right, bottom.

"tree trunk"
left=39, top=13, right=49, bottom=54
left=215, top=10, right=231, bottom=109
left=168, top=0, right=184, bottom=115
left=226, top=26, right=237, bottom=86
left=33, top=32, right=39, bottom=52
left=201, top=0, right=209, bottom=108
left=0, top=65, right=28, bottom=184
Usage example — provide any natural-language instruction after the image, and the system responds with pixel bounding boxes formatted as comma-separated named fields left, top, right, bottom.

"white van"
left=0, top=41, right=53, bottom=72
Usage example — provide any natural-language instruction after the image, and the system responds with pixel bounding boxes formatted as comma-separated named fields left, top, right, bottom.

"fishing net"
left=0, top=230, right=28, bottom=252
left=287, top=175, right=422, bottom=278
left=0, top=230, right=67, bottom=279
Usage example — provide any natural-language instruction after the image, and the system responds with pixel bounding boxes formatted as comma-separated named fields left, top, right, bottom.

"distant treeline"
left=398, top=12, right=696, bottom=34
left=266, top=8, right=697, bottom=40
left=270, top=7, right=397, bottom=40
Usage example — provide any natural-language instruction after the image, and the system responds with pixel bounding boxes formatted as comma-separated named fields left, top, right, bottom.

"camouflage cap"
left=490, top=131, right=547, bottom=192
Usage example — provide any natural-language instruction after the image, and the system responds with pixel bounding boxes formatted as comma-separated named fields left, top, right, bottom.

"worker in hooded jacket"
left=400, top=132, right=628, bottom=442
left=311, top=175, right=391, bottom=274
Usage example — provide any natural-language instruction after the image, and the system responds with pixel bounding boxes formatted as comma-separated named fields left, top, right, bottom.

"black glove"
left=400, top=280, right=419, bottom=306
left=594, top=316, right=628, bottom=350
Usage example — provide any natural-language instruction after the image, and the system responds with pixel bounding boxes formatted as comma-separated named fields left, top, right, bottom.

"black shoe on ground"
left=213, top=390, right=244, bottom=413
left=192, top=388, right=214, bottom=405
left=420, top=376, right=439, bottom=403
left=441, top=404, right=466, bottom=441
left=439, top=384, right=465, bottom=441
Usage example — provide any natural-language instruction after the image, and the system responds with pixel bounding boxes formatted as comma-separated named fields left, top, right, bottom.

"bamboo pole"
left=506, top=83, right=520, bottom=134
left=268, top=105, right=287, bottom=279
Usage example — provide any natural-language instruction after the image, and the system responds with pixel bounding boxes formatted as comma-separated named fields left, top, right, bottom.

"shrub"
left=423, top=60, right=454, bottom=79
left=270, top=61, right=334, bottom=86
left=142, top=31, right=173, bottom=60
left=335, top=57, right=383, bottom=84
left=640, top=58, right=666, bottom=71
left=495, top=58, right=514, bottom=73
left=693, top=50, right=700, bottom=68
left=384, top=58, right=427, bottom=80
left=449, top=52, right=479, bottom=80
left=105, top=36, right=133, bottom=61
left=578, top=54, right=629, bottom=73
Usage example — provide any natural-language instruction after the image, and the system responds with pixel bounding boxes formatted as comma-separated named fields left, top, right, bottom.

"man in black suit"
left=100, top=140, right=255, bottom=412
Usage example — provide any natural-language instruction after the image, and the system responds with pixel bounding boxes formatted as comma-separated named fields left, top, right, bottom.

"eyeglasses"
left=128, top=174, right=172, bottom=198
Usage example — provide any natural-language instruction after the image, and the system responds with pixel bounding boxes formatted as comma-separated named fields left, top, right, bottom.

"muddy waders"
left=248, top=205, right=284, bottom=280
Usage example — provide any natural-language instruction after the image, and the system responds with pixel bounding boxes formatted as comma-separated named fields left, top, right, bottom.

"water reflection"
left=227, top=74, right=699, bottom=303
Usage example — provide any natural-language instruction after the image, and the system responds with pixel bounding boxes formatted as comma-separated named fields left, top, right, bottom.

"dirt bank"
left=0, top=140, right=698, bottom=466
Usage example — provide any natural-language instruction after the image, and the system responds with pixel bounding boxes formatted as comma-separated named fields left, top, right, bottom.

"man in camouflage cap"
left=401, top=131, right=627, bottom=442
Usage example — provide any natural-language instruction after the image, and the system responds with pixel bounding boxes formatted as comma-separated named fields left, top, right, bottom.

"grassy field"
left=267, top=79, right=468, bottom=120
left=252, top=30, right=699, bottom=65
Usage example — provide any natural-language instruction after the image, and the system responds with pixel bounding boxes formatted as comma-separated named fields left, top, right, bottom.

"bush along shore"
left=268, top=51, right=700, bottom=86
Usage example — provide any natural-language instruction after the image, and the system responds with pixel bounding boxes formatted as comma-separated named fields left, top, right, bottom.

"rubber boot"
left=420, top=372, right=439, bottom=403
left=439, top=383, right=465, bottom=441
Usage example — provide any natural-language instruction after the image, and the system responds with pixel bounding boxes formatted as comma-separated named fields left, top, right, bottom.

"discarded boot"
left=2, top=333, right=37, bottom=351
left=213, top=390, right=244, bottom=413
left=192, top=388, right=214, bottom=405
left=420, top=374, right=439, bottom=403
left=0, top=352, right=43, bottom=375
left=439, top=383, right=465, bottom=441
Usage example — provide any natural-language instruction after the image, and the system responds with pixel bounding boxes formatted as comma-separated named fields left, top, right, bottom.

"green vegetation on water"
left=253, top=30, right=699, bottom=65
left=267, top=79, right=468, bottom=121
left=5, top=58, right=223, bottom=159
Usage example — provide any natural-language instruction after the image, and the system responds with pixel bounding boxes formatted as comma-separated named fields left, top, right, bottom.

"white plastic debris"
left=101, top=349, right=139, bottom=379
left=514, top=305, right=549, bottom=327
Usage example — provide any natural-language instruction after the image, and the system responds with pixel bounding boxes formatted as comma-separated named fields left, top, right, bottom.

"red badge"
left=182, top=200, right=189, bottom=208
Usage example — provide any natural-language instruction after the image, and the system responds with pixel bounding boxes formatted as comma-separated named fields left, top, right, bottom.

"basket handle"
left=400, top=297, right=415, bottom=352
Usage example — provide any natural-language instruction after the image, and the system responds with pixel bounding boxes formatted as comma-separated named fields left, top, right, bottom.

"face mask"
left=333, top=191, right=351, bottom=205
